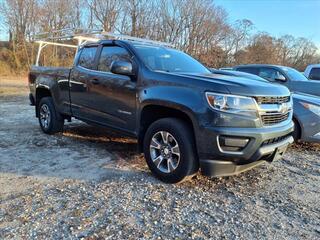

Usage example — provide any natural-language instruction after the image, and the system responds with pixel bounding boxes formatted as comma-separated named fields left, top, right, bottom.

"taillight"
left=28, top=72, right=35, bottom=85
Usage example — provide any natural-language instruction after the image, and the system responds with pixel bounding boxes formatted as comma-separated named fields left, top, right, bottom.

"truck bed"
left=29, top=65, right=73, bottom=116
left=29, top=66, right=72, bottom=82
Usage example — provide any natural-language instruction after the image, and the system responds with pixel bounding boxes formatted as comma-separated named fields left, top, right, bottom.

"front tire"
left=38, top=97, right=64, bottom=134
left=143, top=118, right=198, bottom=183
left=292, top=119, right=301, bottom=142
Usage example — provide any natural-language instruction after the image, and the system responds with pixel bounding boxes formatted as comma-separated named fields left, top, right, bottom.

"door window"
left=78, top=47, right=98, bottom=69
left=98, top=46, right=131, bottom=72
left=259, top=68, right=285, bottom=81
left=309, top=68, right=320, bottom=80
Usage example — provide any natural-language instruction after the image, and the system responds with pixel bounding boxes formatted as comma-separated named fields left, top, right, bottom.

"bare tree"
left=0, top=0, right=39, bottom=69
left=0, top=0, right=319, bottom=73
left=86, top=0, right=121, bottom=31
left=276, top=35, right=295, bottom=65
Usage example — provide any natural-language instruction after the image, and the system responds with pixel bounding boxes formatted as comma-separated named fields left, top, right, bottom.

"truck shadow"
left=2, top=117, right=310, bottom=189
left=59, top=123, right=275, bottom=188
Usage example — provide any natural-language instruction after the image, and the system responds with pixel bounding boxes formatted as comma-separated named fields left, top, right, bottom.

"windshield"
left=281, top=67, right=308, bottom=81
left=132, top=44, right=210, bottom=74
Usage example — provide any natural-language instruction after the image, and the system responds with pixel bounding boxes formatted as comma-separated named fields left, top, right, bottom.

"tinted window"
left=258, top=68, right=285, bottom=82
left=98, top=46, right=131, bottom=72
left=78, top=47, right=97, bottom=69
left=132, top=44, right=210, bottom=74
left=258, top=68, right=276, bottom=80
left=281, top=67, right=308, bottom=81
left=309, top=68, right=320, bottom=80
left=236, top=67, right=259, bottom=75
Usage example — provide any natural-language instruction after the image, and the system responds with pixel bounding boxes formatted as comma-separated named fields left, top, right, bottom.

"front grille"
left=255, top=96, right=290, bottom=104
left=262, top=134, right=292, bottom=146
left=261, top=112, right=290, bottom=126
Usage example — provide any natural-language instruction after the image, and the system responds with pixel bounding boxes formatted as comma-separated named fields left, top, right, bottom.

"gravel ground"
left=0, top=82, right=320, bottom=239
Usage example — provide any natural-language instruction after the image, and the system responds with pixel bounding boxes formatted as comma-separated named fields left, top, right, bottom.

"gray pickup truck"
left=29, top=38, right=294, bottom=183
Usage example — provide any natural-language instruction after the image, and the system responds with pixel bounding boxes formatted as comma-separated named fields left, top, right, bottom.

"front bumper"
left=200, top=135, right=293, bottom=176
left=196, top=121, right=294, bottom=176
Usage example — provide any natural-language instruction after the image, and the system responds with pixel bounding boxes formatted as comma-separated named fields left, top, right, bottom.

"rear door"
left=69, top=45, right=100, bottom=120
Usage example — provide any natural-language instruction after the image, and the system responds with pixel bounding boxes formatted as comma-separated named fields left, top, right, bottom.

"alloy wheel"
left=39, top=104, right=51, bottom=129
left=149, top=131, right=181, bottom=173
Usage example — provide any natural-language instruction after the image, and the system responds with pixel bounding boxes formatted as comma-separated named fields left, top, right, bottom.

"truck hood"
left=177, top=73, right=290, bottom=97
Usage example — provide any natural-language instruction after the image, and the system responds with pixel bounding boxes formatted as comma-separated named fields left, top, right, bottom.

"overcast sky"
left=215, top=0, right=320, bottom=49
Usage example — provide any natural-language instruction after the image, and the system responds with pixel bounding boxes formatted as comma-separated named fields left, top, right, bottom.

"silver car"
left=210, top=69, right=320, bottom=142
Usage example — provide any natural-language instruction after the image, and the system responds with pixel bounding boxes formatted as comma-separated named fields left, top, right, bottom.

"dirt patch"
left=0, top=88, right=319, bottom=239
left=0, top=76, right=28, bottom=97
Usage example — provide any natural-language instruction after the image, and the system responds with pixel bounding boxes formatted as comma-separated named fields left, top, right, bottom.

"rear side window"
left=236, top=67, right=259, bottom=75
left=309, top=68, right=320, bottom=80
left=98, top=46, right=131, bottom=72
left=78, top=47, right=97, bottom=69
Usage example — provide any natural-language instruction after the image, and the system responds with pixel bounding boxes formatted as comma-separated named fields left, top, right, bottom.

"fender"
left=138, top=85, right=208, bottom=133
left=33, top=66, right=72, bottom=116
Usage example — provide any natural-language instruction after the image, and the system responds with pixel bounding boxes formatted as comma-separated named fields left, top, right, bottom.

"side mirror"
left=110, top=60, right=133, bottom=76
left=275, top=74, right=286, bottom=82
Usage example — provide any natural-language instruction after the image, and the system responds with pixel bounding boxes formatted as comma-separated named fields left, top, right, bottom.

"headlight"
left=301, top=102, right=320, bottom=116
left=206, top=92, right=258, bottom=118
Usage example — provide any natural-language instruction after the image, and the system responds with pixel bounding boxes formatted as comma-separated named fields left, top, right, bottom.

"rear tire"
left=38, top=97, right=64, bottom=134
left=143, top=118, right=198, bottom=183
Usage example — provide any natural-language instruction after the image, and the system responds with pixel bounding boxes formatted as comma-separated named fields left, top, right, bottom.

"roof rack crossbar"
left=32, top=28, right=174, bottom=66
left=32, top=28, right=103, bottom=41
left=32, top=28, right=173, bottom=47
left=35, top=40, right=78, bottom=66
left=101, top=32, right=173, bottom=47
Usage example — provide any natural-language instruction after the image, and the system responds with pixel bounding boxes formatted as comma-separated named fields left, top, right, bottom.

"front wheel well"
left=138, top=105, right=196, bottom=153
left=293, top=116, right=302, bottom=140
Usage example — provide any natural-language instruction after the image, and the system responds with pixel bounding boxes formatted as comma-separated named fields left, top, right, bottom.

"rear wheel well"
left=138, top=105, right=196, bottom=153
left=35, top=88, right=52, bottom=117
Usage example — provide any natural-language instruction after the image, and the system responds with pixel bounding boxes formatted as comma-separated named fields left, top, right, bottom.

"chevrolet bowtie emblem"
left=279, top=103, right=290, bottom=114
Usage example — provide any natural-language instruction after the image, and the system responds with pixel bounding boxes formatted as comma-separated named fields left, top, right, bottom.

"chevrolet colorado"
left=29, top=39, right=294, bottom=183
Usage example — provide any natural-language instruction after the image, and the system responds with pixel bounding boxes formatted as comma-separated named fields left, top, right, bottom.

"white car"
left=304, top=64, right=320, bottom=81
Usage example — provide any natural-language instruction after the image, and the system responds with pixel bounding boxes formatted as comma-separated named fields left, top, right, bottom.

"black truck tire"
left=292, top=119, right=301, bottom=142
left=143, top=118, right=198, bottom=183
left=38, top=97, right=64, bottom=134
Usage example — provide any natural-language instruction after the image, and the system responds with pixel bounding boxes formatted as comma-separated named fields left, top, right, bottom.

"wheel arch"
left=138, top=103, right=198, bottom=154
left=292, top=114, right=302, bottom=140
left=35, top=87, right=52, bottom=117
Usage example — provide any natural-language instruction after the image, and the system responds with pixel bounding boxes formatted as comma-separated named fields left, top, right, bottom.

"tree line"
left=0, top=0, right=319, bottom=74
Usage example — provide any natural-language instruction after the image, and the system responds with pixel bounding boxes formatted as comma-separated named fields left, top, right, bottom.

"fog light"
left=218, top=136, right=249, bottom=152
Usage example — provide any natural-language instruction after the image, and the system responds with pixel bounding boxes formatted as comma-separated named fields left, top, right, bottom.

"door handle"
left=91, top=79, right=100, bottom=85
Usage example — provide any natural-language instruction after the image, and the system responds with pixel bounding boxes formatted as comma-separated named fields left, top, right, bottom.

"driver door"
left=86, top=45, right=137, bottom=132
